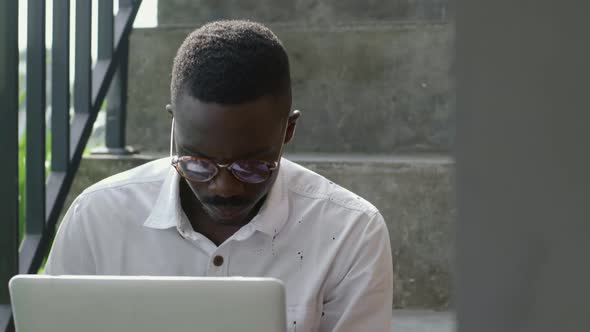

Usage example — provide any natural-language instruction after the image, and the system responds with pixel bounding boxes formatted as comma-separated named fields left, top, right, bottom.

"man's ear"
left=284, top=110, right=301, bottom=144
left=166, top=104, right=174, bottom=117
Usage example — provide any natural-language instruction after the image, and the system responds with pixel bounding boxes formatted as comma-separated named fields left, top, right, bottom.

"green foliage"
left=18, top=134, right=26, bottom=242
left=18, top=72, right=25, bottom=106
left=19, top=90, right=26, bottom=106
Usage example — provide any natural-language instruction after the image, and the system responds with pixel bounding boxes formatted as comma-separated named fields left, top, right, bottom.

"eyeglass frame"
left=169, top=118, right=285, bottom=183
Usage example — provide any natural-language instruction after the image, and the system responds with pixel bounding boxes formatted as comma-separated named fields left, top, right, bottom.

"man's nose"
left=208, top=167, right=246, bottom=198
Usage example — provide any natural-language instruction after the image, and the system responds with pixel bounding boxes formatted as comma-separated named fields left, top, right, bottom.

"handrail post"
left=71, top=0, right=92, bottom=157
left=22, top=0, right=47, bottom=271
left=0, top=0, right=19, bottom=330
left=93, top=0, right=137, bottom=155
left=104, top=37, right=134, bottom=154
left=51, top=0, right=71, bottom=174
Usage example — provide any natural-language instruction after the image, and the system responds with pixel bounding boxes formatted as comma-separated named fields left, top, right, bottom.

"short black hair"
left=171, top=20, right=291, bottom=106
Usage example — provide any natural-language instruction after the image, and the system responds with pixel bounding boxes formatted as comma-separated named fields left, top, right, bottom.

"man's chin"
left=203, top=204, right=251, bottom=225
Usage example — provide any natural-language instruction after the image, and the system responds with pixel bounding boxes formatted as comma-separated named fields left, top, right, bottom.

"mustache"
left=201, top=196, right=251, bottom=207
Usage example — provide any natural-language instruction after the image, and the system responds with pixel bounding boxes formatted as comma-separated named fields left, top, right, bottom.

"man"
left=46, top=20, right=393, bottom=331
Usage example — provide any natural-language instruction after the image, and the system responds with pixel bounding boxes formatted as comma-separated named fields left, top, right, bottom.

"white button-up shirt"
left=45, top=158, right=393, bottom=331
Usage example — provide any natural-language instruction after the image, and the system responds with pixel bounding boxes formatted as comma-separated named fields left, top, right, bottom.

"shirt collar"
left=143, top=159, right=290, bottom=237
left=142, top=164, right=182, bottom=229
left=247, top=161, right=289, bottom=237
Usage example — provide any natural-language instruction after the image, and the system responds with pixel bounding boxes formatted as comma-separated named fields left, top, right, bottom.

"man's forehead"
left=173, top=95, right=286, bottom=159
left=175, top=95, right=285, bottom=129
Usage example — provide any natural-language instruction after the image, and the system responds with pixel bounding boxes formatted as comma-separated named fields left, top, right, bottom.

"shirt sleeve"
left=44, top=196, right=96, bottom=275
left=321, top=212, right=393, bottom=332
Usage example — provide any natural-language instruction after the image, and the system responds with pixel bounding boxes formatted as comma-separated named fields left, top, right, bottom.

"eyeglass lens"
left=178, top=159, right=272, bottom=183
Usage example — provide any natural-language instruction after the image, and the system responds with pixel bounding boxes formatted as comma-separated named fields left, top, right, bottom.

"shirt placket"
left=205, top=225, right=259, bottom=276
left=207, top=244, right=230, bottom=276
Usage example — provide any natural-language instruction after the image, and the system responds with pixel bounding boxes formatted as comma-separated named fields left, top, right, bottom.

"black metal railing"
left=0, top=1, right=143, bottom=331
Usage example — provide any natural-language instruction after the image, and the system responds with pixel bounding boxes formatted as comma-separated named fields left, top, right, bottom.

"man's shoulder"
left=79, top=157, right=170, bottom=198
left=282, top=158, right=379, bottom=218
left=55, top=158, right=171, bottom=239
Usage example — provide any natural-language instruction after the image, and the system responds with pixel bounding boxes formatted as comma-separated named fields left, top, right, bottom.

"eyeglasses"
left=170, top=119, right=281, bottom=184
left=172, top=156, right=278, bottom=184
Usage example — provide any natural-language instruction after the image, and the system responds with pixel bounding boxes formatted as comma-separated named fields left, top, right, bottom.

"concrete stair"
left=157, top=0, right=450, bottom=25
left=392, top=310, right=455, bottom=332
left=66, top=154, right=456, bottom=329
left=127, top=22, right=453, bottom=153
left=76, top=0, right=455, bottom=328
left=66, top=153, right=454, bottom=312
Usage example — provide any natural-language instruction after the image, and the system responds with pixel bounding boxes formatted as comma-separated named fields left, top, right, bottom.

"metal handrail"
left=0, top=1, right=143, bottom=331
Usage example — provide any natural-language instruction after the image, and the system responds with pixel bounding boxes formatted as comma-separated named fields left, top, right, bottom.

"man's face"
left=172, top=93, right=296, bottom=226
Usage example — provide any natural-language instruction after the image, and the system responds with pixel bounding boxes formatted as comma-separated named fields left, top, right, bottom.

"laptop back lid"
left=9, top=275, right=286, bottom=332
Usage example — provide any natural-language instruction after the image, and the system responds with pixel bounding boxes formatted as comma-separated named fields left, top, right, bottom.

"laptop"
left=9, top=275, right=286, bottom=332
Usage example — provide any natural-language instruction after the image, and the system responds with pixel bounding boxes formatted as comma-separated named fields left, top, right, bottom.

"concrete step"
left=392, top=310, right=455, bottom=332
left=127, top=22, right=453, bottom=154
left=158, top=0, right=450, bottom=26
left=65, top=153, right=455, bottom=309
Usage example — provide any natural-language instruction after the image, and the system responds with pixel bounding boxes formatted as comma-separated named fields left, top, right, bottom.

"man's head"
left=168, top=20, right=300, bottom=226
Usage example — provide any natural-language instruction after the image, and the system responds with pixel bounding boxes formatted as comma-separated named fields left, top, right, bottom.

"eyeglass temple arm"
left=170, top=118, right=175, bottom=159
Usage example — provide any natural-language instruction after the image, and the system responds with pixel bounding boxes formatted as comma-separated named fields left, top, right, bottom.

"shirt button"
left=213, top=255, right=224, bottom=267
